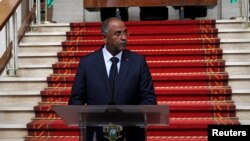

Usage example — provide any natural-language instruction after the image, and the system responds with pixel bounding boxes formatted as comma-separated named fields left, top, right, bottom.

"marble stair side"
left=17, top=24, right=70, bottom=77
left=217, top=20, right=250, bottom=124
left=0, top=23, right=69, bottom=141
left=0, top=77, right=46, bottom=140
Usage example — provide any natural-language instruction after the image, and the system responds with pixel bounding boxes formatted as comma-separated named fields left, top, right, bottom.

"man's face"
left=104, top=20, right=128, bottom=56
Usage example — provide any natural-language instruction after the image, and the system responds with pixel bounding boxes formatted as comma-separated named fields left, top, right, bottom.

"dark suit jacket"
left=68, top=47, right=156, bottom=141
left=68, top=47, right=156, bottom=105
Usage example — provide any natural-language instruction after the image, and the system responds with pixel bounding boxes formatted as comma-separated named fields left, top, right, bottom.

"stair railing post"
left=29, top=0, right=35, bottom=26
left=83, top=0, right=86, bottom=22
left=7, top=11, right=18, bottom=76
left=239, top=0, right=243, bottom=17
left=219, top=0, right=223, bottom=19
left=35, top=0, right=41, bottom=25
left=29, top=0, right=33, bottom=11
left=245, top=0, right=250, bottom=27
left=44, top=0, right=48, bottom=22
left=13, top=11, right=18, bottom=75
left=5, top=22, right=10, bottom=75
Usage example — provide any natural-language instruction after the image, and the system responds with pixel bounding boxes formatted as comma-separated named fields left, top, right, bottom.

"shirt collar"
left=103, top=45, right=122, bottom=62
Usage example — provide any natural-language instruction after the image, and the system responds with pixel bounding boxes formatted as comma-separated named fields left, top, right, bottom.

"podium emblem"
left=103, top=123, right=123, bottom=141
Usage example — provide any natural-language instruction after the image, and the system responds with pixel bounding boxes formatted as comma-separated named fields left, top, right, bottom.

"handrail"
left=18, top=6, right=36, bottom=43
left=0, top=0, right=35, bottom=76
left=0, top=43, right=12, bottom=75
left=0, top=0, right=22, bottom=31
left=0, top=0, right=23, bottom=76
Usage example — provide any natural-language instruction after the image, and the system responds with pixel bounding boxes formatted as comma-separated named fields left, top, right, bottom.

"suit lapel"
left=115, top=50, right=130, bottom=99
left=95, top=48, right=113, bottom=97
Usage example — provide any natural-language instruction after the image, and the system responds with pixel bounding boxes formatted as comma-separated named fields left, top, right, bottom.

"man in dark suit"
left=68, top=17, right=157, bottom=141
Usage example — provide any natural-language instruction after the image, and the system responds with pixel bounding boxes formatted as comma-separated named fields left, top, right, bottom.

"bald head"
left=101, top=17, right=128, bottom=56
left=101, top=17, right=125, bottom=34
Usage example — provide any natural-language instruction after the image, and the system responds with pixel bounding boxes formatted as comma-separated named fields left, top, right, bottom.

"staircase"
left=0, top=20, right=249, bottom=141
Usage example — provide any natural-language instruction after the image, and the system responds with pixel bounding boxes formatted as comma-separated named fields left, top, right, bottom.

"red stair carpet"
left=25, top=20, right=240, bottom=141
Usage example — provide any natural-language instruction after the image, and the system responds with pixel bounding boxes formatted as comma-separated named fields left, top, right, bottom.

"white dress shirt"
left=102, top=46, right=122, bottom=77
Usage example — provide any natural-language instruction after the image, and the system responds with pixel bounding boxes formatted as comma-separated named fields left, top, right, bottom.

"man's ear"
left=102, top=33, right=107, bottom=38
left=102, top=33, right=108, bottom=42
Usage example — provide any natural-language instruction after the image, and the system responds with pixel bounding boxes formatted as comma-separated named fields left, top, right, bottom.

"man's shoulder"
left=79, top=49, right=101, bottom=62
left=124, top=49, right=144, bottom=59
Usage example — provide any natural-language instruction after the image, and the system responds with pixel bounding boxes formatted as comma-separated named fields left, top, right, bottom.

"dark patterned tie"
left=109, top=57, right=119, bottom=105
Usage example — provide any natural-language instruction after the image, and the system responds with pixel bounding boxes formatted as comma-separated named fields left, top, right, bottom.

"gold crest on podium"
left=103, top=123, right=123, bottom=141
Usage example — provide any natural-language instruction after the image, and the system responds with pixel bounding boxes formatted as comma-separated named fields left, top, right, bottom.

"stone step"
left=0, top=106, right=34, bottom=123
left=16, top=61, right=250, bottom=77
left=216, top=20, right=249, bottom=29
left=226, top=62, right=250, bottom=75
left=235, top=103, right=250, bottom=120
left=218, top=29, right=250, bottom=39
left=17, top=64, right=53, bottom=77
left=30, top=23, right=70, bottom=32
left=0, top=95, right=40, bottom=106
left=31, top=20, right=247, bottom=32
left=18, top=39, right=250, bottom=51
left=0, top=91, right=40, bottom=96
left=28, top=20, right=249, bottom=33
left=220, top=39, right=250, bottom=50
left=229, top=74, right=250, bottom=89
left=0, top=91, right=40, bottom=106
left=19, top=52, right=57, bottom=57
left=43, top=74, right=250, bottom=89
left=238, top=120, right=250, bottom=125
left=21, top=32, right=66, bottom=43
left=0, top=75, right=244, bottom=102
left=21, top=27, right=250, bottom=43
left=18, top=42, right=60, bottom=67
left=18, top=49, right=250, bottom=66
left=0, top=77, right=47, bottom=91
left=0, top=123, right=27, bottom=139
left=16, top=63, right=250, bottom=77
left=21, top=32, right=250, bottom=44
left=223, top=50, right=250, bottom=62
left=18, top=55, right=58, bottom=67
left=232, top=89, right=250, bottom=103
left=19, top=42, right=62, bottom=54
left=0, top=139, right=24, bottom=141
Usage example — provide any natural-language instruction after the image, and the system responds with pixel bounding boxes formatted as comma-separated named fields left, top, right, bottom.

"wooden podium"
left=53, top=105, right=169, bottom=141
